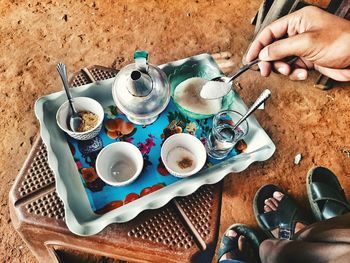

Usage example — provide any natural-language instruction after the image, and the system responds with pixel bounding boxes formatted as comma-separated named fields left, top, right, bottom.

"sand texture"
left=1, top=0, right=349, bottom=262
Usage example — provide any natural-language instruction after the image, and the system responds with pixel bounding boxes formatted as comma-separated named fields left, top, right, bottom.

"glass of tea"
left=206, top=110, right=249, bottom=159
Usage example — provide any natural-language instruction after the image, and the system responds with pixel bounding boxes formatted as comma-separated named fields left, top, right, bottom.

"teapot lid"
left=134, top=50, right=149, bottom=71
left=112, top=50, right=170, bottom=122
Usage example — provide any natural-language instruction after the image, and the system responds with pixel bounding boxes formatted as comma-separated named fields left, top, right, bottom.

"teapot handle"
left=134, top=50, right=149, bottom=73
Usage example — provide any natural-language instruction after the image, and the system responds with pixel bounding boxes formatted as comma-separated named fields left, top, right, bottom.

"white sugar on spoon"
left=200, top=81, right=232, bottom=100
left=200, top=58, right=261, bottom=100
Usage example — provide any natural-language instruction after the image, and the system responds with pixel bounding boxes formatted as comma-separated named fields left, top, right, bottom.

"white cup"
left=161, top=133, right=206, bottom=178
left=96, top=142, right=144, bottom=186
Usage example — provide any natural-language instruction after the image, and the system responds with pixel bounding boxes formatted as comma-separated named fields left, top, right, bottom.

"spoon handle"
left=56, top=63, right=77, bottom=113
left=226, top=59, right=260, bottom=83
left=233, top=89, right=271, bottom=130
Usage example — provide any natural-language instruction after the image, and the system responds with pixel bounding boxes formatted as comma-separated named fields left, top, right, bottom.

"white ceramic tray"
left=35, top=54, right=275, bottom=236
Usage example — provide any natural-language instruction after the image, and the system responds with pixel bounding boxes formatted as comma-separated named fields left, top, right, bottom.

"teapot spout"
left=127, top=70, right=153, bottom=97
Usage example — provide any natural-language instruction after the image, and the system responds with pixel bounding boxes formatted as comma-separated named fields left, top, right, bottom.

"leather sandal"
left=307, top=166, right=350, bottom=221
left=253, top=184, right=309, bottom=240
left=217, top=224, right=261, bottom=263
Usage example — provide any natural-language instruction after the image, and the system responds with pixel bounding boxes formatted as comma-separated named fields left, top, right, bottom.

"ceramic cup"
left=161, top=133, right=206, bottom=178
left=96, top=142, right=144, bottom=186
left=56, top=97, right=104, bottom=140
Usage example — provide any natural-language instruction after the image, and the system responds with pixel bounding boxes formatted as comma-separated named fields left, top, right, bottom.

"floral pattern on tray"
left=67, top=99, right=247, bottom=214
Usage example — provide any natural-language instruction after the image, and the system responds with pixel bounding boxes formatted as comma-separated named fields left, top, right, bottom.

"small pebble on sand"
left=294, top=153, right=302, bottom=165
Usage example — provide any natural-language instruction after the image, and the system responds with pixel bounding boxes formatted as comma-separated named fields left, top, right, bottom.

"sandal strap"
left=310, top=182, right=350, bottom=210
left=217, top=235, right=240, bottom=260
left=278, top=223, right=293, bottom=240
left=258, top=196, right=301, bottom=240
left=322, top=199, right=349, bottom=220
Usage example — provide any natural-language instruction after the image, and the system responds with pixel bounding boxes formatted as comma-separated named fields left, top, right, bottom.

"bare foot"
left=264, top=191, right=306, bottom=238
left=219, top=229, right=257, bottom=263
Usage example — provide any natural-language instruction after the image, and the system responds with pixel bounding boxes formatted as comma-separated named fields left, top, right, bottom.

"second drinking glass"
left=206, top=110, right=249, bottom=159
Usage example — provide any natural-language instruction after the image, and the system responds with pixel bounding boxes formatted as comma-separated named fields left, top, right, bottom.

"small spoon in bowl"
left=56, top=63, right=83, bottom=132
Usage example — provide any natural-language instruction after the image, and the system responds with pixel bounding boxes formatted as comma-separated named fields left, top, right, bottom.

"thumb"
left=259, top=33, right=313, bottom=61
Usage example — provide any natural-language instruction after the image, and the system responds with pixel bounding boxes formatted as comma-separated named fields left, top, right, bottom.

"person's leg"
left=260, top=194, right=350, bottom=262
left=330, top=251, right=350, bottom=263
left=295, top=213, right=350, bottom=243
left=259, top=239, right=350, bottom=263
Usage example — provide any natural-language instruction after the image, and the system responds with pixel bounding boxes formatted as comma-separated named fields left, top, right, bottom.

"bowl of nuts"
left=56, top=97, right=104, bottom=140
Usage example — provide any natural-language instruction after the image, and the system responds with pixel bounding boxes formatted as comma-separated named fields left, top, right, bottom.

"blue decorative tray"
left=35, top=54, right=275, bottom=236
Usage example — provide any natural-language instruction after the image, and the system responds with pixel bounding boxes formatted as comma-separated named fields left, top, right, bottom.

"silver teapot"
left=112, top=51, right=170, bottom=125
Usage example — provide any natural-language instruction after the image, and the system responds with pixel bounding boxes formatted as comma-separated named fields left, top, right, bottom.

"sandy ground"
left=1, top=0, right=350, bottom=262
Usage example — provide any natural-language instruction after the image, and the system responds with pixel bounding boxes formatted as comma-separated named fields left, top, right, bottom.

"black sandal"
left=217, top=224, right=261, bottom=263
left=253, top=184, right=309, bottom=240
left=307, top=166, right=350, bottom=221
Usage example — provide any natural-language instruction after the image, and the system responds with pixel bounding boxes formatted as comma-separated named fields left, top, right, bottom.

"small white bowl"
left=56, top=97, right=104, bottom=140
left=161, top=133, right=206, bottom=178
left=96, top=142, right=144, bottom=186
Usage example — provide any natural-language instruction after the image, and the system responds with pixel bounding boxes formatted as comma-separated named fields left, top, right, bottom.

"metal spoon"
left=232, top=89, right=271, bottom=131
left=215, top=58, right=261, bottom=83
left=56, top=63, right=83, bottom=132
left=201, top=57, right=299, bottom=100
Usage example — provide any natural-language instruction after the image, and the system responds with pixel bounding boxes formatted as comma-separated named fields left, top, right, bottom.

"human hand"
left=246, top=6, right=350, bottom=81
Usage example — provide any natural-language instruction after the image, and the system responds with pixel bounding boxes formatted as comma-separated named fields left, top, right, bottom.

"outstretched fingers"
left=246, top=10, right=307, bottom=62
